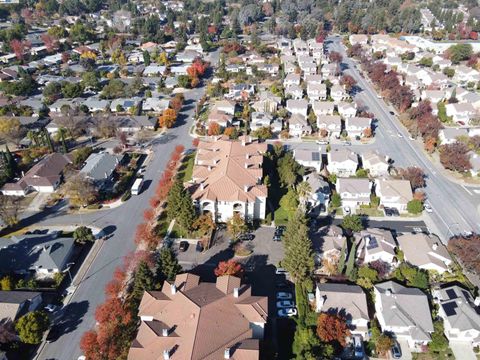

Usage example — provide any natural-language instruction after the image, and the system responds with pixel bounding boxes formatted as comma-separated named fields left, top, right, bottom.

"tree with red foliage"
left=104, top=279, right=122, bottom=298
left=214, top=259, right=244, bottom=277
left=329, top=51, right=343, bottom=64
left=192, top=138, right=200, bottom=148
left=439, top=142, right=472, bottom=172
left=191, top=58, right=208, bottom=77
left=448, top=234, right=480, bottom=274
left=169, top=95, right=184, bottom=112
left=390, top=85, right=413, bottom=113
left=208, top=121, right=221, bottom=136
left=113, top=267, right=126, bottom=283
left=80, top=330, right=101, bottom=360
left=20, top=8, right=33, bottom=24
left=149, top=197, right=160, bottom=208
left=223, top=41, right=245, bottom=55
left=40, top=34, right=58, bottom=53
left=347, top=44, right=363, bottom=58
left=316, top=312, right=350, bottom=347
left=61, top=52, right=70, bottom=63
left=175, top=145, right=185, bottom=154
left=171, top=152, right=181, bottom=162
left=410, top=101, right=432, bottom=120
left=471, top=31, right=478, bottom=40
left=143, top=208, right=155, bottom=222
left=398, top=167, right=426, bottom=190
left=316, top=29, right=328, bottom=43
left=10, top=39, right=26, bottom=61
left=340, top=74, right=357, bottom=92
left=134, top=223, right=157, bottom=248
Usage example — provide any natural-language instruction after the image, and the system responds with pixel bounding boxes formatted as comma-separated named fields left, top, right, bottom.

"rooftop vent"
left=170, top=284, right=176, bottom=295
left=224, top=348, right=231, bottom=359
left=233, top=287, right=239, bottom=298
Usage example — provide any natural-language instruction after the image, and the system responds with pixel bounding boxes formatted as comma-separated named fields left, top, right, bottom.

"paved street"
left=34, top=50, right=221, bottom=360
left=327, top=35, right=480, bottom=240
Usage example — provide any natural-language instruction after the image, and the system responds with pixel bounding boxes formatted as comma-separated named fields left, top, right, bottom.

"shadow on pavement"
left=57, top=300, right=89, bottom=335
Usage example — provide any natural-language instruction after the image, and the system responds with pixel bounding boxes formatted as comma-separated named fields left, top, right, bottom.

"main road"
left=35, top=50, right=220, bottom=360
left=327, top=35, right=480, bottom=239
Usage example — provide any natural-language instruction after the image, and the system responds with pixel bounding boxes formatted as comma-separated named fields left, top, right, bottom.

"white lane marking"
left=462, top=185, right=473, bottom=195
left=473, top=189, right=480, bottom=194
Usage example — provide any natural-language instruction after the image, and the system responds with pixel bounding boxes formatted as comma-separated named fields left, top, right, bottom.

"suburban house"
left=190, top=137, right=267, bottom=223
left=374, top=179, right=413, bottom=213
left=361, top=151, right=390, bottom=177
left=1, top=153, right=72, bottom=196
left=208, top=110, right=233, bottom=128
left=288, top=114, right=311, bottom=138
left=283, top=73, right=301, bottom=87
left=345, top=117, right=372, bottom=138
left=374, top=281, right=434, bottom=348
left=433, top=284, right=480, bottom=346
left=445, top=103, right=476, bottom=124
left=307, top=83, right=327, bottom=101
left=286, top=99, right=309, bottom=117
left=293, top=149, right=322, bottom=172
left=396, top=233, right=453, bottom=274
left=0, top=291, right=42, bottom=322
left=0, top=232, right=75, bottom=276
left=311, top=225, right=346, bottom=263
left=337, top=102, right=357, bottom=118
left=355, top=228, right=397, bottom=264
left=470, top=152, right=480, bottom=177
left=330, top=84, right=348, bottom=103
left=439, top=128, right=469, bottom=145
left=312, top=101, right=335, bottom=116
left=303, top=173, right=330, bottom=213
left=336, top=178, right=372, bottom=213
left=110, top=116, right=157, bottom=133
left=80, top=152, right=122, bottom=189
left=212, top=100, right=236, bottom=115
left=317, top=115, right=342, bottom=138
left=315, top=283, right=370, bottom=337
left=250, top=112, right=273, bottom=132
left=349, top=34, right=369, bottom=46
left=285, top=84, right=303, bottom=99
left=128, top=274, right=268, bottom=360
left=143, top=98, right=170, bottom=113
left=253, top=91, right=281, bottom=113
left=327, top=149, right=358, bottom=177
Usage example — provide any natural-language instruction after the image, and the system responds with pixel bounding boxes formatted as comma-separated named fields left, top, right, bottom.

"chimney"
left=386, top=289, right=392, bottom=297
left=200, top=183, right=205, bottom=190
left=208, top=166, right=212, bottom=171
left=163, top=349, right=170, bottom=360
left=245, top=153, right=250, bottom=159
left=224, top=348, right=231, bottom=359
left=170, top=284, right=176, bottom=295
left=474, top=297, right=480, bottom=307
left=244, top=163, right=249, bottom=169
left=162, top=328, right=169, bottom=337
left=233, top=287, right=239, bottom=298
left=244, top=185, right=249, bottom=192
left=105, top=172, right=108, bottom=179
left=432, top=243, right=438, bottom=251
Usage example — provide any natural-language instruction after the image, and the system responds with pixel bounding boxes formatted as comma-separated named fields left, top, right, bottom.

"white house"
left=356, top=228, right=397, bottom=264
left=336, top=178, right=372, bottom=213
left=345, top=117, right=371, bottom=138
left=375, top=179, right=413, bottom=212
left=317, top=115, right=342, bottom=138
left=361, top=151, right=390, bottom=177
left=439, top=128, right=469, bottom=144
left=327, top=149, right=358, bottom=177
left=312, top=101, right=335, bottom=116
left=445, top=103, right=476, bottom=125
left=337, top=101, right=357, bottom=118
left=433, top=285, right=480, bottom=346
left=330, top=84, right=348, bottom=103
left=307, top=83, right=327, bottom=101
left=374, top=281, right=434, bottom=348
left=286, top=99, right=309, bottom=117
left=293, top=149, right=322, bottom=172
left=288, top=114, right=311, bottom=138
left=283, top=73, right=301, bottom=87
left=250, top=112, right=273, bottom=132
left=303, top=173, right=330, bottom=213
left=285, top=84, right=303, bottom=99
left=212, top=100, right=236, bottom=115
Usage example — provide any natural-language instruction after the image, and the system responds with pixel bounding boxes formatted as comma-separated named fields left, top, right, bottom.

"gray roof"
left=375, top=281, right=434, bottom=341
left=0, top=290, right=42, bottom=321
left=316, top=283, right=369, bottom=321
left=435, top=285, right=480, bottom=333
left=0, top=232, right=75, bottom=273
left=80, top=152, right=121, bottom=181
left=356, top=228, right=396, bottom=257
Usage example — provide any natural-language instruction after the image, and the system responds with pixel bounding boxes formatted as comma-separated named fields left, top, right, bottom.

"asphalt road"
left=326, top=35, right=480, bottom=239
left=35, top=50, right=221, bottom=360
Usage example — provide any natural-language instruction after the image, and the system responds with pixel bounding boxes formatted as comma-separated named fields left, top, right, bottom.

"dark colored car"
left=389, top=111, right=395, bottom=115
left=237, top=233, right=255, bottom=241
left=275, top=280, right=290, bottom=289
left=391, top=341, right=402, bottom=359
left=391, top=208, right=400, bottom=217
left=273, top=234, right=281, bottom=242
left=196, top=242, right=204, bottom=252
left=384, top=207, right=393, bottom=217
left=46, top=325, right=61, bottom=343
left=179, top=241, right=189, bottom=252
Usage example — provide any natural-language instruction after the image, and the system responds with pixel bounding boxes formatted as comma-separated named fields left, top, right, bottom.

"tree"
left=439, top=142, right=471, bottom=172
left=158, top=108, right=177, bottom=128
left=207, top=121, right=221, bottom=136
left=81, top=71, right=100, bottom=91
left=0, top=276, right=14, bottom=290
left=277, top=151, right=303, bottom=187
left=156, top=247, right=182, bottom=282
left=73, top=226, right=95, bottom=244
left=446, top=43, right=473, bottom=63
left=10, top=39, right=27, bottom=61
left=330, top=193, right=341, bottom=208
left=316, top=312, right=350, bottom=347
left=394, top=263, right=429, bottom=289
left=61, top=82, right=83, bottom=98
left=143, top=50, right=151, bottom=66
left=252, top=126, right=273, bottom=140
left=340, top=74, right=357, bottom=92
left=376, top=334, right=394, bottom=356
left=0, top=117, right=25, bottom=145
left=101, top=79, right=126, bottom=99
left=429, top=320, right=450, bottom=353
left=214, top=259, right=244, bottom=277
left=42, top=81, right=63, bottom=104
left=15, top=311, right=50, bottom=344
left=132, top=261, right=154, bottom=300
left=345, top=241, right=357, bottom=280
left=341, top=214, right=363, bottom=233
left=292, top=326, right=321, bottom=360
left=227, top=213, right=248, bottom=239
left=0, top=320, right=16, bottom=344
left=329, top=51, right=343, bottom=64
left=71, top=147, right=93, bottom=167
left=282, top=212, right=314, bottom=286
left=63, top=174, right=98, bottom=207
left=192, top=214, right=215, bottom=236
left=407, top=199, right=423, bottom=214
left=279, top=188, right=299, bottom=213
left=0, top=195, right=21, bottom=227
left=399, top=167, right=425, bottom=190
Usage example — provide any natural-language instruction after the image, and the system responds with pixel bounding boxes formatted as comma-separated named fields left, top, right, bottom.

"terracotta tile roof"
left=129, top=275, right=268, bottom=360
left=191, top=137, right=267, bottom=203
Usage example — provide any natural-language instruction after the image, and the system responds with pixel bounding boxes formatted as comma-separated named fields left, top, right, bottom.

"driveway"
left=450, top=341, right=477, bottom=360
left=395, top=339, right=412, bottom=360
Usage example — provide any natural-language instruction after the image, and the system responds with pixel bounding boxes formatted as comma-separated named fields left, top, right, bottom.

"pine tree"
left=132, top=261, right=154, bottom=300
left=166, top=178, right=184, bottom=220
left=3, top=146, right=15, bottom=179
left=281, top=211, right=314, bottom=287
left=156, top=247, right=181, bottom=283
left=60, top=130, right=68, bottom=154
left=167, top=178, right=197, bottom=233
left=43, top=129, right=54, bottom=152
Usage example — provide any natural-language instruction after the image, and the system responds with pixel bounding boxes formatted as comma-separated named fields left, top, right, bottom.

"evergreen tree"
left=43, top=129, right=54, bottom=152
left=60, top=129, right=68, bottom=154
left=167, top=178, right=197, bottom=233
left=143, top=50, right=151, bottom=66
left=156, top=247, right=181, bottom=283
left=132, top=261, right=154, bottom=300
left=281, top=211, right=314, bottom=287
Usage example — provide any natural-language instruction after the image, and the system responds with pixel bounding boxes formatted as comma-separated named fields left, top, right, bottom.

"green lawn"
left=177, top=152, right=195, bottom=182
left=356, top=208, right=384, bottom=217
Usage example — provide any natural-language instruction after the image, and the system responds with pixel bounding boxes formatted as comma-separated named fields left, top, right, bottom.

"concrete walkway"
left=450, top=341, right=477, bottom=360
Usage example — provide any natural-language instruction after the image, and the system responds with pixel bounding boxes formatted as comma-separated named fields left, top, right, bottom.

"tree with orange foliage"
left=134, top=223, right=157, bottom=248
left=10, top=39, right=26, bottom=61
left=175, top=145, right=185, bottom=154
left=104, top=279, right=122, bottom=298
left=192, top=138, right=200, bottom=147
left=316, top=312, right=350, bottom=347
left=149, top=197, right=160, bottom=208
left=363, top=127, right=372, bottom=138
left=158, top=108, right=177, bottom=128
left=214, top=259, right=244, bottom=277
left=208, top=121, right=221, bottom=136
left=80, top=331, right=101, bottom=360
left=143, top=208, right=155, bottom=222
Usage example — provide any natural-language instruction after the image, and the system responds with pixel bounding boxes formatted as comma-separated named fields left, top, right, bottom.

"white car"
left=424, top=203, right=433, bottom=213
left=278, top=308, right=297, bottom=317
left=276, top=292, right=293, bottom=300
left=397, top=132, right=403, bottom=138
left=44, top=304, right=60, bottom=313
left=409, top=135, right=415, bottom=141
left=277, top=300, right=295, bottom=308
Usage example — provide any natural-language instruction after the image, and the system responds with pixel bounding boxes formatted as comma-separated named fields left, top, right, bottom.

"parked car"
left=391, top=208, right=400, bottom=217
left=273, top=234, right=281, bottom=242
left=195, top=242, right=204, bottom=252
left=424, top=203, right=433, bottom=213
left=44, top=304, right=60, bottom=313
left=179, top=241, right=189, bottom=252
left=353, top=335, right=365, bottom=359
left=384, top=207, right=393, bottom=217
left=277, top=308, right=297, bottom=317
left=275, top=280, right=289, bottom=289
left=389, top=111, right=395, bottom=115
left=391, top=341, right=402, bottom=359
left=316, top=140, right=329, bottom=145
left=275, top=268, right=288, bottom=275
left=397, top=132, right=403, bottom=138
left=237, top=233, right=255, bottom=241
left=343, top=206, right=351, bottom=215
left=342, top=141, right=352, bottom=146
left=276, top=292, right=293, bottom=300
left=277, top=300, right=295, bottom=308
left=46, top=325, right=61, bottom=343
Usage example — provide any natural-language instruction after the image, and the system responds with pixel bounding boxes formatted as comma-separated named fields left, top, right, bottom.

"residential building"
left=80, top=152, right=122, bottom=189
left=285, top=84, right=303, bottom=99
left=345, top=117, right=371, bottom=138
left=317, top=115, right=341, bottom=138
left=336, top=178, right=372, bottom=213
left=1, top=153, right=72, bottom=196
left=312, top=225, right=345, bottom=262
left=315, top=283, right=369, bottom=336
left=330, top=84, right=348, bottom=103
left=355, top=228, right=397, bottom=264
left=293, top=149, right=322, bottom=172
left=128, top=274, right=268, bottom=360
left=470, top=152, right=480, bottom=177
left=283, top=73, right=301, bottom=87
left=312, top=101, right=334, bottom=117
left=445, top=103, right=476, bottom=125
left=208, top=110, right=233, bottom=128
left=327, top=149, right=358, bottom=177
left=361, top=151, right=390, bottom=177
left=439, top=128, right=469, bottom=144
left=337, top=102, right=357, bottom=118
left=375, top=179, right=413, bottom=213
left=286, top=99, right=309, bottom=117
left=307, top=83, right=327, bottom=101
left=396, top=233, right=452, bottom=274
left=212, top=100, right=236, bottom=115
left=374, top=281, right=434, bottom=348
left=252, top=91, right=281, bottom=114
left=250, top=112, right=272, bottom=132
left=0, top=291, right=42, bottom=322
left=288, top=114, right=311, bottom=138
left=303, top=173, right=330, bottom=213
left=433, top=284, right=480, bottom=346
left=0, top=232, right=75, bottom=276
left=190, top=137, right=267, bottom=222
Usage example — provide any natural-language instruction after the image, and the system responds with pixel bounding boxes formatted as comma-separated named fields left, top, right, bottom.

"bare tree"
left=94, top=117, right=116, bottom=138
left=62, top=174, right=98, bottom=207
left=0, top=118, right=26, bottom=146
left=0, top=195, right=21, bottom=227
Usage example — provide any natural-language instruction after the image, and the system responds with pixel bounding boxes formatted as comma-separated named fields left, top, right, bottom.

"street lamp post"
left=64, top=262, right=75, bottom=284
